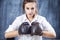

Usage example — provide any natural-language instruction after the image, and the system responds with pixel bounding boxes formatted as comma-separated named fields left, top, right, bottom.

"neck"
left=26, top=14, right=35, bottom=22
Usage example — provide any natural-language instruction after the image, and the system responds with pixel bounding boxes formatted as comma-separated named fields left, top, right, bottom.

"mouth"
left=29, top=13, right=34, bottom=16
left=29, top=13, right=35, bottom=17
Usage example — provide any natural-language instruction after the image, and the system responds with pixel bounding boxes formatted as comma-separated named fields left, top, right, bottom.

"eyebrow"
left=26, top=7, right=34, bottom=8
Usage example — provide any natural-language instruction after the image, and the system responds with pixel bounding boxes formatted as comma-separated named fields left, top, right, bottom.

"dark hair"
left=23, top=0, right=37, bottom=11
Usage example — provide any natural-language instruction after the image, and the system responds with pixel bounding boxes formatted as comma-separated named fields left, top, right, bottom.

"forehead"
left=25, top=2, right=37, bottom=8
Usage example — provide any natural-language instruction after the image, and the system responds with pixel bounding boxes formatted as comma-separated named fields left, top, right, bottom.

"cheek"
left=25, top=9, right=27, bottom=12
left=34, top=8, right=38, bottom=13
left=25, top=9, right=29, bottom=15
left=25, top=10, right=29, bottom=13
left=33, top=9, right=37, bottom=13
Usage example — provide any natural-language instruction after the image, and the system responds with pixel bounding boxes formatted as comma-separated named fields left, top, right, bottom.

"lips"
left=29, top=13, right=33, bottom=15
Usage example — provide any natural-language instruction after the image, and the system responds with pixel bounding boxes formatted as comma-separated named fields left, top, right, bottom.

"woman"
left=5, top=0, right=56, bottom=40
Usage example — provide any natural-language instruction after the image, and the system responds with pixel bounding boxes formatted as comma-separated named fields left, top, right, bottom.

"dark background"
left=0, top=0, right=60, bottom=40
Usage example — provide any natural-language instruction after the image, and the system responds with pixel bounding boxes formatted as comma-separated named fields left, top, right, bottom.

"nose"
left=29, top=10, right=32, bottom=13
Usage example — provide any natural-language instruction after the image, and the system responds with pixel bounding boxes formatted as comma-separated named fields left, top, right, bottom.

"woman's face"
left=25, top=2, right=37, bottom=17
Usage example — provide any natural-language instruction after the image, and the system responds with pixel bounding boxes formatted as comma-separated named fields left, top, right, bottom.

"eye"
left=26, top=7, right=29, bottom=10
left=31, top=7, right=34, bottom=10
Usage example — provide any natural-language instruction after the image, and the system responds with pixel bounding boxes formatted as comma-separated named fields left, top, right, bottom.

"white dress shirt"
left=5, top=14, right=56, bottom=40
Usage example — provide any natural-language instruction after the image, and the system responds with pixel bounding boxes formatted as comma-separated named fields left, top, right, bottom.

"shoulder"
left=37, top=15, right=46, bottom=20
left=16, top=14, right=25, bottom=20
left=37, top=15, right=48, bottom=24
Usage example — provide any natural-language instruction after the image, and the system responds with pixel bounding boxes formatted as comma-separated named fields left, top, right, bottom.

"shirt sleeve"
left=42, top=17, right=56, bottom=34
left=5, top=17, right=21, bottom=32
